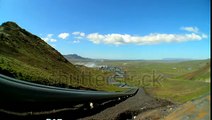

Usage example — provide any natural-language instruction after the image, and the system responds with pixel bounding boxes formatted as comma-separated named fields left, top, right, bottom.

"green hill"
left=179, top=62, right=210, bottom=81
left=0, top=22, right=121, bottom=91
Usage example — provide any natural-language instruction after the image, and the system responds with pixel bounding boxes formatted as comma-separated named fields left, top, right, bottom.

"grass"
left=0, top=54, right=124, bottom=92
left=145, top=79, right=210, bottom=103
left=178, top=63, right=210, bottom=81
left=92, top=59, right=210, bottom=103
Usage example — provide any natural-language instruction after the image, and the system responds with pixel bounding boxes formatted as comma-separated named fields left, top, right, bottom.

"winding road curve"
left=0, top=74, right=138, bottom=103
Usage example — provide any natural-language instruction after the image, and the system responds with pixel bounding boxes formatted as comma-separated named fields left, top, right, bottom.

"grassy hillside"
left=0, top=22, right=122, bottom=91
left=145, top=79, right=210, bottom=103
left=178, top=62, right=210, bottom=81
left=93, top=60, right=210, bottom=103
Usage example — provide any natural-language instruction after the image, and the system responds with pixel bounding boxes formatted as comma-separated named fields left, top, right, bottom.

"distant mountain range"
left=64, top=54, right=194, bottom=62
left=162, top=58, right=193, bottom=61
left=64, top=54, right=91, bottom=60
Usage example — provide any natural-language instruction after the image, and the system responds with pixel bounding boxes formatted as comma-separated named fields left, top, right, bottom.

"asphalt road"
left=0, top=74, right=138, bottom=103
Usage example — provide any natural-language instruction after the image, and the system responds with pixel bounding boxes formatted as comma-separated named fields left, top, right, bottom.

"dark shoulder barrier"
left=0, top=74, right=138, bottom=103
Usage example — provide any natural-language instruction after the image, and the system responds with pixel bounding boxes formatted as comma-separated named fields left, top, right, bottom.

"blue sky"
left=0, top=0, right=210, bottom=59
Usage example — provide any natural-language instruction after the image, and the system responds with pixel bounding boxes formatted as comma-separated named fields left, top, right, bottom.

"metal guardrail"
left=0, top=74, right=138, bottom=103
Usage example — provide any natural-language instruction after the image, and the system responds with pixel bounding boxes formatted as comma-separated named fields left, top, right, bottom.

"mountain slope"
left=179, top=62, right=210, bottom=81
left=0, top=22, right=82, bottom=87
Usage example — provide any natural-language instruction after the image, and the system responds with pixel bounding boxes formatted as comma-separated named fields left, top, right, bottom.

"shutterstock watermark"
left=120, top=70, right=165, bottom=87
left=45, top=69, right=165, bottom=87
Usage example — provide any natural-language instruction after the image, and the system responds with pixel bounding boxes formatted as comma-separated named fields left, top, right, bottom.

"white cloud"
left=58, top=33, right=69, bottom=39
left=42, top=34, right=57, bottom=42
left=85, top=32, right=205, bottom=45
left=72, top=32, right=86, bottom=43
left=201, top=34, right=208, bottom=38
left=73, top=39, right=80, bottom=43
left=72, top=32, right=85, bottom=37
left=75, top=36, right=84, bottom=39
left=181, top=26, right=199, bottom=33
left=49, top=39, right=57, bottom=42
left=47, top=34, right=53, bottom=38
left=71, top=27, right=207, bottom=45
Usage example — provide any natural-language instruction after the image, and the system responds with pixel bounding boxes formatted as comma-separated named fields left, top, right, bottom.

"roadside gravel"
left=81, top=88, right=175, bottom=120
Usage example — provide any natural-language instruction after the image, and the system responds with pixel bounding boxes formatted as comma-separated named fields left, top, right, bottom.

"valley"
left=0, top=22, right=210, bottom=120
